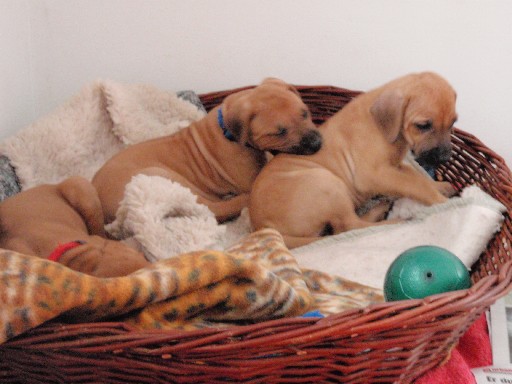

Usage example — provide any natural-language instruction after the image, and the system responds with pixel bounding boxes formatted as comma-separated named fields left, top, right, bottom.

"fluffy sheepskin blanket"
left=0, top=80, right=205, bottom=188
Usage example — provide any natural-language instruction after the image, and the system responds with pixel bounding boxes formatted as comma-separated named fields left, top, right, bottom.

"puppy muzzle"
left=290, top=130, right=323, bottom=155
left=416, top=144, right=452, bottom=169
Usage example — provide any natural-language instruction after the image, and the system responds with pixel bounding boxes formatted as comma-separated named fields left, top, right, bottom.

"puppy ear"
left=221, top=91, right=253, bottom=143
left=370, top=89, right=406, bottom=143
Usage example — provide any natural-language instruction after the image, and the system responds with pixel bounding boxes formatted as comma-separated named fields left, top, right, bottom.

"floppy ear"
left=221, top=90, right=253, bottom=143
left=370, top=89, right=406, bottom=143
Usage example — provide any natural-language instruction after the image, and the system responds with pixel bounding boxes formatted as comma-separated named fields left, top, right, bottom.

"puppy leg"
left=60, top=236, right=149, bottom=277
left=282, top=234, right=323, bottom=249
left=372, top=164, right=449, bottom=205
left=202, top=194, right=250, bottom=223
left=282, top=208, right=401, bottom=249
left=252, top=170, right=400, bottom=250
left=58, top=176, right=106, bottom=236
left=436, top=181, right=457, bottom=197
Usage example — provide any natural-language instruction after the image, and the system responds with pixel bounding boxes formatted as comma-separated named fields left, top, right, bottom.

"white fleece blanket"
left=0, top=80, right=506, bottom=291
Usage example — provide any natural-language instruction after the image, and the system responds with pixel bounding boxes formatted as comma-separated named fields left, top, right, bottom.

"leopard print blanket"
left=0, top=229, right=382, bottom=344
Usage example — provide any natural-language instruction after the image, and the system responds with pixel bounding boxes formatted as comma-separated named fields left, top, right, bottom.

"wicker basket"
left=0, top=85, right=511, bottom=384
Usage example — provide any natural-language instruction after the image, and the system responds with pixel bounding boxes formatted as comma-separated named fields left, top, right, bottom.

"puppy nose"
left=437, top=144, right=452, bottom=163
left=299, top=130, right=323, bottom=155
left=417, top=144, right=452, bottom=168
left=429, top=143, right=452, bottom=164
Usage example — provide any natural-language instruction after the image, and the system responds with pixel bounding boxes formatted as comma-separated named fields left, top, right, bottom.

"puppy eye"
left=276, top=127, right=288, bottom=136
left=415, top=121, right=433, bottom=132
left=301, top=109, right=309, bottom=119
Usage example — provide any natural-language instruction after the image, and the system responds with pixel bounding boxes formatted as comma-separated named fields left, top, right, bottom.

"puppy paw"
left=436, top=181, right=457, bottom=197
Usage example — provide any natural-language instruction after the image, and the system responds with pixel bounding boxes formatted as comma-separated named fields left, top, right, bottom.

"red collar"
left=48, top=241, right=85, bottom=262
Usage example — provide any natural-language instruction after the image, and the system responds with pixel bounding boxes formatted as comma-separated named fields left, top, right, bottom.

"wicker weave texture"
left=0, top=85, right=511, bottom=384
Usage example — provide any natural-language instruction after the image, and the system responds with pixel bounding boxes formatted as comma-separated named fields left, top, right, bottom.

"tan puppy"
left=92, top=78, right=322, bottom=224
left=249, top=72, right=458, bottom=248
left=0, top=176, right=149, bottom=277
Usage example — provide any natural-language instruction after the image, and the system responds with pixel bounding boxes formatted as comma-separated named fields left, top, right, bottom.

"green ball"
left=384, top=246, right=472, bottom=301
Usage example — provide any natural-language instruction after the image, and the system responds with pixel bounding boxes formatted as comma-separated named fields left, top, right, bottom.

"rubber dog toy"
left=384, top=245, right=471, bottom=301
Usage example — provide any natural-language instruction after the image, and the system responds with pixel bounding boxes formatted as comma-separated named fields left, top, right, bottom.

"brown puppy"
left=249, top=72, right=458, bottom=248
left=92, top=78, right=322, bottom=224
left=0, top=176, right=149, bottom=277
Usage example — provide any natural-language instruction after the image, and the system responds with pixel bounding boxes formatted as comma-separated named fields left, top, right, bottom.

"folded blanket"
left=0, top=228, right=381, bottom=344
left=293, top=186, right=506, bottom=289
left=0, top=80, right=205, bottom=189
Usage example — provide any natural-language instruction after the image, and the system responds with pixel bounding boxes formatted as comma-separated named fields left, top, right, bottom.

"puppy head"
left=221, top=78, right=322, bottom=155
left=371, top=72, right=457, bottom=167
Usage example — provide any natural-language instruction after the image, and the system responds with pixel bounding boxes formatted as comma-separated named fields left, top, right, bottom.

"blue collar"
left=217, top=108, right=236, bottom=142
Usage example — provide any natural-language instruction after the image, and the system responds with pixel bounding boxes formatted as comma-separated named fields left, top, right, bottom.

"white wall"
left=1, top=0, right=511, bottom=167
left=0, top=0, right=36, bottom=134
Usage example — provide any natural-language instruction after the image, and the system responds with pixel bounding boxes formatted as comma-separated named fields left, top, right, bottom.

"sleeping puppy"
left=249, top=72, right=458, bottom=248
left=92, top=78, right=322, bottom=224
left=0, top=176, right=149, bottom=277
